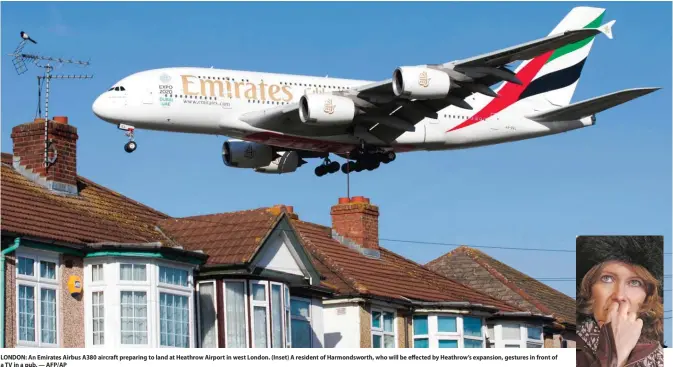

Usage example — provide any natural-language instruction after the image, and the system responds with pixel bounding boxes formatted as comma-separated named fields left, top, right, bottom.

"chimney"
left=330, top=196, right=379, bottom=250
left=10, top=117, right=79, bottom=195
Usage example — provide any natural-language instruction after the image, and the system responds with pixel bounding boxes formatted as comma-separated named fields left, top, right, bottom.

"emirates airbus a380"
left=92, top=6, right=658, bottom=177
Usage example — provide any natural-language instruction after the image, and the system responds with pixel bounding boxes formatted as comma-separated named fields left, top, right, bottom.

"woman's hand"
left=606, top=301, right=643, bottom=367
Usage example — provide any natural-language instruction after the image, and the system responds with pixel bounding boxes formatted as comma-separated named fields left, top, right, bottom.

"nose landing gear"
left=118, top=124, right=137, bottom=153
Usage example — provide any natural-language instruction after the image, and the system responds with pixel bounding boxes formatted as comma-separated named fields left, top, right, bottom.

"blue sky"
left=2, top=1, right=671, bottom=345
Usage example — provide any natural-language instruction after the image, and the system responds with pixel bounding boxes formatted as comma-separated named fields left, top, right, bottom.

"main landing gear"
left=118, top=124, right=137, bottom=153
left=315, top=157, right=341, bottom=177
left=313, top=148, right=397, bottom=177
left=340, top=150, right=396, bottom=174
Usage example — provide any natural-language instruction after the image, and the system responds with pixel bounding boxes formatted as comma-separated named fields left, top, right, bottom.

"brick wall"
left=331, top=197, right=380, bottom=250
left=11, top=118, right=79, bottom=188
left=60, top=255, right=84, bottom=347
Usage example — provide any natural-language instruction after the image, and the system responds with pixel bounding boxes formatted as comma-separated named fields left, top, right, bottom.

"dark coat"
left=576, top=320, right=663, bottom=367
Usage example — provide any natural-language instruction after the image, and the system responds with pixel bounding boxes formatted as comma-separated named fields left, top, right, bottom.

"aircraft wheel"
left=124, top=141, right=137, bottom=153
left=386, top=151, right=396, bottom=162
left=315, top=166, right=326, bottom=177
left=329, top=161, right=340, bottom=173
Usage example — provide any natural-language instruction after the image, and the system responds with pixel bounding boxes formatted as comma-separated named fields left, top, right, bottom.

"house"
left=425, top=246, right=576, bottom=348
left=1, top=117, right=209, bottom=348
left=1, top=117, right=559, bottom=349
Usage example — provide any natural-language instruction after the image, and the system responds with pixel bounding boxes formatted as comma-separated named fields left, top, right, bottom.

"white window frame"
left=196, top=280, right=219, bottom=348
left=411, top=313, right=486, bottom=348
left=222, top=279, right=249, bottom=348
left=118, top=261, right=149, bottom=284
left=84, top=259, right=109, bottom=349
left=284, top=285, right=291, bottom=348
left=290, top=296, right=312, bottom=348
left=370, top=307, right=396, bottom=348
left=15, top=249, right=60, bottom=348
left=249, top=280, right=271, bottom=348
left=91, top=290, right=105, bottom=346
left=156, top=263, right=193, bottom=348
left=488, top=322, right=545, bottom=348
left=83, top=258, right=195, bottom=348
left=412, top=314, right=430, bottom=348
left=269, top=281, right=286, bottom=348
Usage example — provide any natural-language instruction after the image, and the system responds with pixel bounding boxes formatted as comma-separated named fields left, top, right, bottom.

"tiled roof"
left=1, top=152, right=170, bottom=246
left=156, top=205, right=521, bottom=311
left=156, top=208, right=280, bottom=266
left=426, top=246, right=576, bottom=326
left=290, top=220, right=521, bottom=312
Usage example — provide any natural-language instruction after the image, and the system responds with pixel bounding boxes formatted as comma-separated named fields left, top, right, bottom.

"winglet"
left=598, top=20, right=616, bottom=39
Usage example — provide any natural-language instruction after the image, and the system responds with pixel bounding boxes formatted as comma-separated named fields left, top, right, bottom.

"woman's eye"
left=629, top=279, right=643, bottom=287
left=600, top=275, right=614, bottom=283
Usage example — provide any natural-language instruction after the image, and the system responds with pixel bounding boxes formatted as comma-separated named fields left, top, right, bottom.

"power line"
left=380, top=238, right=673, bottom=254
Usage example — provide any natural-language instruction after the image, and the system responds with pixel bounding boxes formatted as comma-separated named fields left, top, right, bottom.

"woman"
left=576, top=236, right=664, bottom=367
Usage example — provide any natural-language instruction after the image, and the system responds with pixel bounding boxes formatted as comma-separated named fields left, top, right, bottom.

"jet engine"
left=299, top=94, right=356, bottom=126
left=222, top=139, right=275, bottom=168
left=392, top=66, right=452, bottom=99
left=255, top=151, right=302, bottom=174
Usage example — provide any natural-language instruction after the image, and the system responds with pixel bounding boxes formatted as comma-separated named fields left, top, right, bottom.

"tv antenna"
left=8, top=31, right=93, bottom=169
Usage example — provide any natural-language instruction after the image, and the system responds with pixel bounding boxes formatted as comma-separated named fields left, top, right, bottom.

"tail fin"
left=509, top=7, right=609, bottom=110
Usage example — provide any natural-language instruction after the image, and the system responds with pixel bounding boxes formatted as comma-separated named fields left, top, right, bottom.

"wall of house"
left=322, top=302, right=361, bottom=348
left=359, top=302, right=371, bottom=348
left=60, top=255, right=84, bottom=347
left=4, top=253, right=17, bottom=348
left=397, top=313, right=411, bottom=348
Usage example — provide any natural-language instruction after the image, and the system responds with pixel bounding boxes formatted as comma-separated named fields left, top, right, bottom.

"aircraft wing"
left=525, top=87, right=660, bottom=122
left=240, top=22, right=615, bottom=145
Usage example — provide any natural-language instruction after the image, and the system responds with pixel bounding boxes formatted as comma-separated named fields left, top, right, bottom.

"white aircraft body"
left=92, top=6, right=659, bottom=177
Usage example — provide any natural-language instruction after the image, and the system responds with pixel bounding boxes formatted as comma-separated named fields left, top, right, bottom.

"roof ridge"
left=172, top=206, right=276, bottom=220
left=381, top=248, right=521, bottom=309
left=455, top=246, right=556, bottom=316
left=289, top=220, right=367, bottom=294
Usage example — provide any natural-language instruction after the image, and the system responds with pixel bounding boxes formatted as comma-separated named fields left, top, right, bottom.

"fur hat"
left=576, top=235, right=664, bottom=298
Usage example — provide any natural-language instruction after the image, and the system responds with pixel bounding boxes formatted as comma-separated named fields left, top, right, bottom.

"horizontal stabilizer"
left=525, top=87, right=660, bottom=122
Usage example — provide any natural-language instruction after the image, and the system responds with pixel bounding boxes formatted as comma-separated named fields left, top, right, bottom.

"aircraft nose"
left=92, top=95, right=108, bottom=120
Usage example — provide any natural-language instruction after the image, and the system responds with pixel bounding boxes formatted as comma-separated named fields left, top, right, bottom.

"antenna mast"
left=8, top=32, right=93, bottom=169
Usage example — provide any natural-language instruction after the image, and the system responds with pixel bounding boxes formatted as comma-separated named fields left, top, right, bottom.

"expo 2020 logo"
left=160, top=73, right=172, bottom=84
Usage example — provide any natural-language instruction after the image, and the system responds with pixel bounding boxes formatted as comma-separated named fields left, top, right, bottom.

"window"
left=412, top=315, right=429, bottom=348
left=250, top=281, right=269, bottom=348
left=120, top=263, right=146, bottom=281
left=412, top=314, right=485, bottom=348
left=120, top=290, right=148, bottom=345
left=371, top=309, right=395, bottom=348
left=92, top=264, right=104, bottom=282
left=488, top=322, right=545, bottom=348
left=197, top=281, right=218, bottom=348
left=159, top=293, right=189, bottom=347
left=16, top=252, right=59, bottom=347
left=290, top=297, right=311, bottom=348
left=271, top=283, right=283, bottom=348
left=224, top=281, right=248, bottom=348
left=92, top=291, right=105, bottom=345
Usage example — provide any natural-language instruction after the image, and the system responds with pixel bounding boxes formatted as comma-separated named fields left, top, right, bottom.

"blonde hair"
left=577, top=261, right=664, bottom=343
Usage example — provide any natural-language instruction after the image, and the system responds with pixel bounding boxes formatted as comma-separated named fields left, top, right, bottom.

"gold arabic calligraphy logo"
left=323, top=99, right=335, bottom=114
left=418, top=71, right=430, bottom=88
left=244, top=144, right=255, bottom=159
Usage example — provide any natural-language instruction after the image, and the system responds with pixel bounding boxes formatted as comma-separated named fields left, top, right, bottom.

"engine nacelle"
left=392, top=66, right=452, bottom=99
left=222, top=139, right=274, bottom=168
left=299, top=94, right=356, bottom=126
left=255, top=151, right=300, bottom=174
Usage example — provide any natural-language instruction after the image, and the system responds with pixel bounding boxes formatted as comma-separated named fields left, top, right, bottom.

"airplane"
left=92, top=6, right=659, bottom=177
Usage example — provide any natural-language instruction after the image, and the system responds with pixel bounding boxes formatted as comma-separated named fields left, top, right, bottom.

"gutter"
left=1, top=237, right=21, bottom=348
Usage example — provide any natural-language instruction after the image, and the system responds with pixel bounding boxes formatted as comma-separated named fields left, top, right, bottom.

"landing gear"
left=118, top=124, right=137, bottom=153
left=339, top=149, right=396, bottom=174
left=124, top=141, right=137, bottom=153
left=314, top=157, right=340, bottom=177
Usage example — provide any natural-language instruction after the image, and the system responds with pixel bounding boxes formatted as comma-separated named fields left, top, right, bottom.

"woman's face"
left=591, top=261, right=648, bottom=326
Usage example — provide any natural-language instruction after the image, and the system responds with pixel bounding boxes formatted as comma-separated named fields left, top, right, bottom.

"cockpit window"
left=108, top=86, right=126, bottom=91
